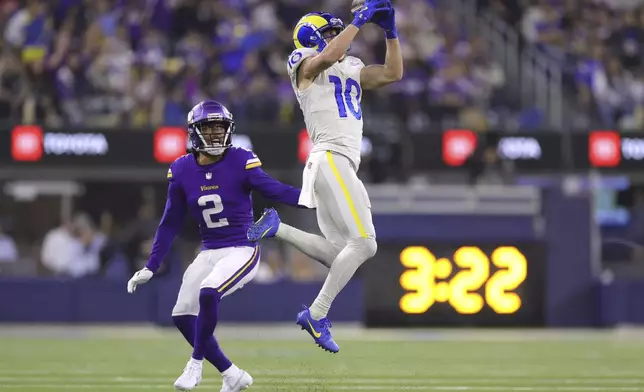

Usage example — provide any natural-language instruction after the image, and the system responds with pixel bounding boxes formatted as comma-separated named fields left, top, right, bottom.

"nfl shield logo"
left=206, top=173, right=212, bottom=180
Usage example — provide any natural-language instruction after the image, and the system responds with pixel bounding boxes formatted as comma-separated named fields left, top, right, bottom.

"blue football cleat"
left=247, top=208, right=280, bottom=242
left=296, top=306, right=339, bottom=353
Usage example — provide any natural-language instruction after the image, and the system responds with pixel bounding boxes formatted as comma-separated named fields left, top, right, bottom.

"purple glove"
left=372, top=7, right=398, bottom=39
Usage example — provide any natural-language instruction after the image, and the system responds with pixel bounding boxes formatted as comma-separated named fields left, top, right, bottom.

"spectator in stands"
left=609, top=9, right=644, bottom=70
left=592, top=56, right=632, bottom=127
left=429, top=61, right=478, bottom=109
left=71, top=213, right=107, bottom=277
left=55, top=51, right=87, bottom=125
left=4, top=0, right=51, bottom=52
left=0, top=222, right=18, bottom=264
left=0, top=42, right=26, bottom=121
left=41, top=213, right=106, bottom=278
left=480, top=0, right=523, bottom=26
left=41, top=219, right=76, bottom=276
left=469, top=37, right=506, bottom=104
left=522, top=0, right=565, bottom=50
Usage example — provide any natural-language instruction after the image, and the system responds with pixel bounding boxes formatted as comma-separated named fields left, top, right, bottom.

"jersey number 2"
left=198, top=194, right=229, bottom=229
left=329, top=76, right=362, bottom=120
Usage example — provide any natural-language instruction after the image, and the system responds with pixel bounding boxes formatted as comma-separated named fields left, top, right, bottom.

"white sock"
left=222, top=364, right=240, bottom=377
left=276, top=223, right=340, bottom=268
left=189, top=358, right=203, bottom=366
left=309, top=292, right=333, bottom=320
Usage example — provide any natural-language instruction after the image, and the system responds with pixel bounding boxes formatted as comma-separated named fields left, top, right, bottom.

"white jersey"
left=287, top=48, right=365, bottom=168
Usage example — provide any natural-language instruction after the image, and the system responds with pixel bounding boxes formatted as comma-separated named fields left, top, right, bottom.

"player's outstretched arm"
left=300, top=25, right=360, bottom=80
left=299, top=0, right=390, bottom=80
left=360, top=8, right=403, bottom=90
left=127, top=170, right=187, bottom=293
left=246, top=166, right=304, bottom=208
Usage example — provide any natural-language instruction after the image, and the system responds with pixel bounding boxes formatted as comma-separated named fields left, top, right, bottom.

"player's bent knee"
left=199, top=287, right=222, bottom=305
left=171, top=303, right=199, bottom=317
left=348, top=236, right=377, bottom=260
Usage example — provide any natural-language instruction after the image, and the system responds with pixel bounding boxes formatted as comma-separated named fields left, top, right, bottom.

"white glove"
left=127, top=268, right=154, bottom=293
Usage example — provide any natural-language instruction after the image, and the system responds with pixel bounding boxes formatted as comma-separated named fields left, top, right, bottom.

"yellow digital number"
left=485, top=246, right=527, bottom=314
left=398, top=245, right=529, bottom=315
left=399, top=246, right=435, bottom=314
left=449, top=246, right=490, bottom=314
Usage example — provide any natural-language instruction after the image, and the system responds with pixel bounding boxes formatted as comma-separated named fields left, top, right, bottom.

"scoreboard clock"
left=364, top=243, right=546, bottom=327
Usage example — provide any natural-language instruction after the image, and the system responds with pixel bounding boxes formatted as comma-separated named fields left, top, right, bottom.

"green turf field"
left=1, top=325, right=644, bottom=391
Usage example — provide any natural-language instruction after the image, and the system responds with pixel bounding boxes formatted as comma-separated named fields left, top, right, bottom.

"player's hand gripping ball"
left=351, top=0, right=392, bottom=28
left=351, top=0, right=392, bottom=18
left=351, top=0, right=365, bottom=13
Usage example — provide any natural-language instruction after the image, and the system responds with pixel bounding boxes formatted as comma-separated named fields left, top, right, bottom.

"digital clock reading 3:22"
left=364, top=244, right=546, bottom=327
left=399, top=246, right=527, bottom=315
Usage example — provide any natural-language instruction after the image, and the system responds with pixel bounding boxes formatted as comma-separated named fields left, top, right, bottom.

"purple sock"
left=173, top=315, right=232, bottom=371
left=190, top=288, right=232, bottom=372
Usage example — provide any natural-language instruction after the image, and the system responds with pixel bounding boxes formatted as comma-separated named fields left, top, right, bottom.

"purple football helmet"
left=187, top=100, right=235, bottom=156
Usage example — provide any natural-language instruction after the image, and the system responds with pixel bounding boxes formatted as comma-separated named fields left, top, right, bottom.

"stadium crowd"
left=484, top=0, right=644, bottom=129
left=0, top=0, right=504, bottom=131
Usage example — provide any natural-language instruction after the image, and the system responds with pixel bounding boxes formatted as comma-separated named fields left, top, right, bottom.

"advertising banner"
left=4, top=126, right=644, bottom=174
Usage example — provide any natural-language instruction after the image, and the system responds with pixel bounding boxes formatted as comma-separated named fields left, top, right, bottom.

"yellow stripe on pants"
left=325, top=151, right=368, bottom=239
left=216, top=246, right=260, bottom=293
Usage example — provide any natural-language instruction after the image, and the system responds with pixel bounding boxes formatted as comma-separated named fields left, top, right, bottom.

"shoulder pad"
left=241, top=148, right=262, bottom=170
left=287, top=48, right=318, bottom=75
left=226, top=147, right=263, bottom=170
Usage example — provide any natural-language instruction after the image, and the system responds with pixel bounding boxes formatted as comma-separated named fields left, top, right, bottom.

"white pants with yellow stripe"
left=172, top=246, right=260, bottom=316
left=299, top=151, right=376, bottom=247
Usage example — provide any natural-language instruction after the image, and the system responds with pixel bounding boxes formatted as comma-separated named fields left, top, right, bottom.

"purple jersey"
left=145, top=147, right=301, bottom=272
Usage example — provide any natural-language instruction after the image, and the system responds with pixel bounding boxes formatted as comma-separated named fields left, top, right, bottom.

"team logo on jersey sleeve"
left=348, top=58, right=362, bottom=67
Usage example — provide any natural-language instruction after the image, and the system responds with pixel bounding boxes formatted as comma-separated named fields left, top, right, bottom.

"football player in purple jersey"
left=127, top=100, right=303, bottom=392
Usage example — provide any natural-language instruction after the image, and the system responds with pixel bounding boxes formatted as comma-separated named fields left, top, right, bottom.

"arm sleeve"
left=145, top=167, right=187, bottom=272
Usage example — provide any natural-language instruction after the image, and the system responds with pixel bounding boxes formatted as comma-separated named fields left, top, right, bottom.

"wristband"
left=385, top=26, right=398, bottom=39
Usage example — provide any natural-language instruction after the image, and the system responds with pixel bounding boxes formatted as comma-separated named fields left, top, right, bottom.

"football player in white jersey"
left=248, top=0, right=402, bottom=353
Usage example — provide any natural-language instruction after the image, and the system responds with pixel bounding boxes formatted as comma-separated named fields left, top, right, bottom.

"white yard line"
left=2, top=385, right=644, bottom=391
left=0, top=370, right=642, bottom=378
left=3, top=325, right=644, bottom=342
left=0, top=376, right=643, bottom=385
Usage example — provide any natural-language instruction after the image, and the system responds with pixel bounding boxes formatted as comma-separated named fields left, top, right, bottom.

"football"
left=351, top=0, right=365, bottom=13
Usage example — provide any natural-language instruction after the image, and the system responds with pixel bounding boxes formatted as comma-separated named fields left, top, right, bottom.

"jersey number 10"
left=198, top=194, right=229, bottom=229
left=329, top=76, right=362, bottom=120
